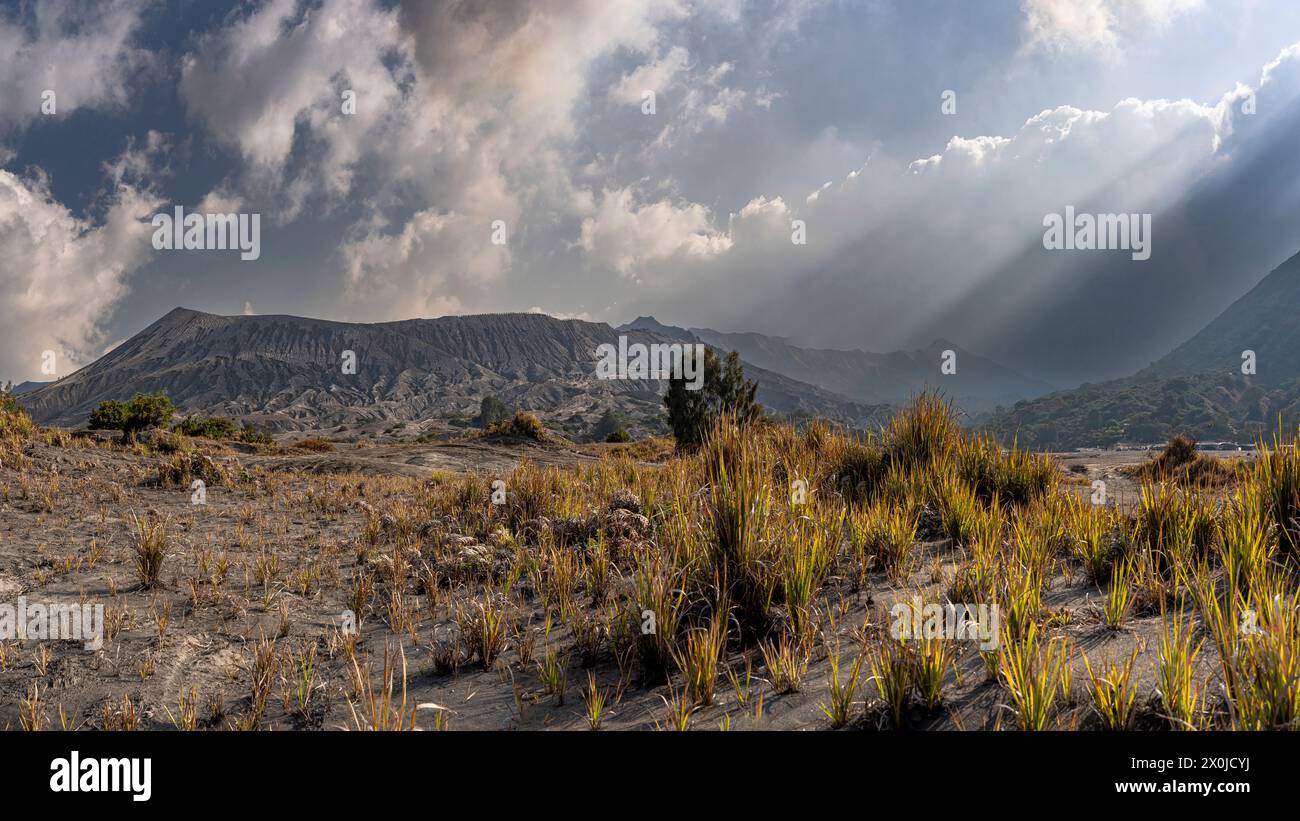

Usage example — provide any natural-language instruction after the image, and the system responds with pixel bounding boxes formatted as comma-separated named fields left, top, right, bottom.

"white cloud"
left=102, top=130, right=171, bottom=188
left=1020, top=0, right=1203, bottom=56
left=339, top=208, right=494, bottom=319
left=181, top=0, right=704, bottom=320
left=578, top=187, right=732, bottom=279
left=0, top=0, right=152, bottom=132
left=0, top=167, right=159, bottom=381
left=648, top=87, right=747, bottom=149
left=179, top=0, right=412, bottom=212
left=196, top=187, right=245, bottom=216
left=609, top=46, right=691, bottom=104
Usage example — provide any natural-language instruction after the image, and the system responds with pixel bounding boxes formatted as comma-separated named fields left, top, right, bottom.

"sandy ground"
left=250, top=436, right=605, bottom=478
left=0, top=438, right=1236, bottom=731
left=1053, top=448, right=1252, bottom=512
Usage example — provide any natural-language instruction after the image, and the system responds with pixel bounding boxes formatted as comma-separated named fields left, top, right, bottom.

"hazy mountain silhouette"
left=620, top=317, right=1053, bottom=414
left=1140, top=249, right=1300, bottom=381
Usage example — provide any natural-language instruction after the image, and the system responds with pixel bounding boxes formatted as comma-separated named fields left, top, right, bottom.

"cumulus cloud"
left=180, top=0, right=707, bottom=320
left=0, top=166, right=159, bottom=381
left=180, top=0, right=412, bottom=214
left=339, top=0, right=701, bottom=314
left=579, top=187, right=732, bottom=279
left=0, top=0, right=152, bottom=132
left=340, top=208, right=494, bottom=319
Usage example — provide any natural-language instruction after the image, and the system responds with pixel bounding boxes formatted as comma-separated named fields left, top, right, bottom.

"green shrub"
left=239, top=422, right=274, bottom=445
left=87, top=400, right=128, bottom=430
left=124, top=393, right=175, bottom=435
left=174, top=416, right=239, bottom=439
left=885, top=391, right=958, bottom=471
left=1131, top=434, right=1238, bottom=486
left=87, top=393, right=175, bottom=438
left=605, top=428, right=631, bottom=443
left=829, top=436, right=888, bottom=501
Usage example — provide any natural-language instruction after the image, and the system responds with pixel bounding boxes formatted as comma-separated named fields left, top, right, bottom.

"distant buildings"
left=1112, top=441, right=1255, bottom=452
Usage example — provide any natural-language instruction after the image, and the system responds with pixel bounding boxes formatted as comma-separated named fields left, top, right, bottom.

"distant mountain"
left=620, top=316, right=695, bottom=342
left=7, top=381, right=50, bottom=395
left=984, top=372, right=1300, bottom=449
left=1141, top=249, right=1300, bottom=381
left=986, top=248, right=1300, bottom=448
left=619, top=317, right=1052, bottom=414
left=19, top=308, right=871, bottom=435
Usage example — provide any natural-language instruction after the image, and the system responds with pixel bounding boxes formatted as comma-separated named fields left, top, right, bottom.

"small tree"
left=664, top=352, right=713, bottom=451
left=473, top=395, right=511, bottom=428
left=664, top=348, right=761, bottom=451
left=90, top=393, right=175, bottom=437
left=123, top=393, right=175, bottom=436
left=88, top=400, right=128, bottom=430
left=714, top=350, right=761, bottom=425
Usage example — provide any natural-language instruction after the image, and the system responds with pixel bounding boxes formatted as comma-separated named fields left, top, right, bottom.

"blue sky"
left=3, top=0, right=1300, bottom=387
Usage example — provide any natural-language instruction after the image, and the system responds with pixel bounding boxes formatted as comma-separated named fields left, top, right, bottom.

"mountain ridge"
left=1139, top=249, right=1300, bottom=381
left=18, top=307, right=875, bottom=435
left=619, top=316, right=1053, bottom=414
left=985, top=247, right=1300, bottom=448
